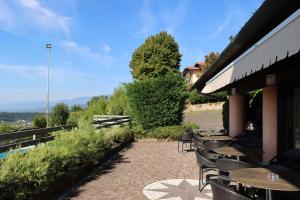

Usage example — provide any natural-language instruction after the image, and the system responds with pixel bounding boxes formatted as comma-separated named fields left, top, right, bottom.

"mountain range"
left=0, top=97, right=91, bottom=112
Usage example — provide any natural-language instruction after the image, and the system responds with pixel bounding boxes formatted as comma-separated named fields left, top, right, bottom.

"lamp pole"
left=46, top=43, right=52, bottom=127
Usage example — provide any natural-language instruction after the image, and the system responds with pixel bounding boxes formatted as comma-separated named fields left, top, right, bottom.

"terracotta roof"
left=182, top=61, right=205, bottom=75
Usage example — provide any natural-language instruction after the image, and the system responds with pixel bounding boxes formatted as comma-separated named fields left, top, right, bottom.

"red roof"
left=182, top=61, right=205, bottom=75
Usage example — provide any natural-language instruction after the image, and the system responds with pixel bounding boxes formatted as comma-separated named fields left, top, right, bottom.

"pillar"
left=262, top=86, right=278, bottom=164
left=229, top=88, right=246, bottom=137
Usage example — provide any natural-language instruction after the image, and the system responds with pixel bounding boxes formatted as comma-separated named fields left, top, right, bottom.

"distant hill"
left=0, top=97, right=91, bottom=112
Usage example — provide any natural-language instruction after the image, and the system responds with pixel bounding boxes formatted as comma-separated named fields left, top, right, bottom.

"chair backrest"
left=209, top=179, right=251, bottom=200
left=269, top=149, right=300, bottom=169
left=203, top=141, right=227, bottom=151
left=216, top=159, right=252, bottom=173
left=193, top=138, right=205, bottom=150
left=181, top=131, right=193, bottom=141
left=195, top=150, right=217, bottom=168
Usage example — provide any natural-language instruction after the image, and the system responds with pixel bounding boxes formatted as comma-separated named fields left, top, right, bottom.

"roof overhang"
left=192, top=0, right=300, bottom=93
left=202, top=8, right=300, bottom=93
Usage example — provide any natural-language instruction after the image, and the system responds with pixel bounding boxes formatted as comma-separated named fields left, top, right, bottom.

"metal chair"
left=195, top=150, right=218, bottom=191
left=203, top=141, right=228, bottom=151
left=177, top=129, right=193, bottom=153
left=269, top=149, right=300, bottom=170
left=209, top=179, right=252, bottom=200
left=193, top=138, right=205, bottom=150
left=216, top=158, right=253, bottom=183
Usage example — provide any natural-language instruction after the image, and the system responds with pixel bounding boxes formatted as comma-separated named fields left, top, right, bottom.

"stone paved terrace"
left=61, top=110, right=222, bottom=200
left=63, top=140, right=212, bottom=200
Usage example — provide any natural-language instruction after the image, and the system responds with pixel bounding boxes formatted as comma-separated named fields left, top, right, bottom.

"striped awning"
left=202, top=8, right=300, bottom=94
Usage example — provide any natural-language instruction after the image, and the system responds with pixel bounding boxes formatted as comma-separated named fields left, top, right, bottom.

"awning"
left=202, top=8, right=300, bottom=94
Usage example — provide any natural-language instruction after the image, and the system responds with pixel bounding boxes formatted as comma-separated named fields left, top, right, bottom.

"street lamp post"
left=46, top=43, right=52, bottom=127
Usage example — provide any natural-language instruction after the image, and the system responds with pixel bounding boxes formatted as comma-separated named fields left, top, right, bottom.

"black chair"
left=209, top=179, right=252, bottom=200
left=178, top=128, right=193, bottom=153
left=193, top=138, right=205, bottom=150
left=203, top=141, right=228, bottom=152
left=269, top=149, right=300, bottom=170
left=216, top=159, right=253, bottom=183
left=195, top=150, right=218, bottom=191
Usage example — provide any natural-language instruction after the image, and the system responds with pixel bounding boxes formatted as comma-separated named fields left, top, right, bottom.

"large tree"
left=129, top=31, right=181, bottom=80
left=203, top=52, right=219, bottom=72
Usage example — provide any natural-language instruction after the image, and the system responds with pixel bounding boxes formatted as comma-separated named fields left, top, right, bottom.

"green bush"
left=126, top=73, right=188, bottom=129
left=106, top=86, right=129, bottom=115
left=67, top=111, right=81, bottom=125
left=189, top=89, right=227, bottom=104
left=146, top=123, right=199, bottom=140
left=0, top=123, right=14, bottom=133
left=49, top=103, right=69, bottom=127
left=81, top=96, right=108, bottom=122
left=0, top=126, right=134, bottom=200
left=33, top=115, right=47, bottom=128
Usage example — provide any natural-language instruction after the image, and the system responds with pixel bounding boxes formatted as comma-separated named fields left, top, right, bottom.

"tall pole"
left=46, top=44, right=52, bottom=127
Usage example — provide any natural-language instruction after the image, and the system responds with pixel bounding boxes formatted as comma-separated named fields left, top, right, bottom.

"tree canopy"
left=203, top=52, right=219, bottom=72
left=49, top=103, right=69, bottom=127
left=129, top=31, right=181, bottom=80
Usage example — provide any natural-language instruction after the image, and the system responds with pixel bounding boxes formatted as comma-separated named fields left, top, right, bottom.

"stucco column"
left=229, top=89, right=246, bottom=137
left=262, top=86, right=277, bottom=164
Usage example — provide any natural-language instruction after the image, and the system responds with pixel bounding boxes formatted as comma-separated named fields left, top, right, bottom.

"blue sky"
left=0, top=0, right=263, bottom=103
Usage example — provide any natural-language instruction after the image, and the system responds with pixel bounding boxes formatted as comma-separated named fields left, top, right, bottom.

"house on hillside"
left=192, top=0, right=300, bottom=165
left=182, top=62, right=206, bottom=85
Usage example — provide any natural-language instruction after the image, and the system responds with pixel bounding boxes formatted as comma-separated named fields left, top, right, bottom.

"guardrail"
left=93, top=115, right=131, bottom=128
left=0, top=124, right=76, bottom=153
left=0, top=116, right=131, bottom=153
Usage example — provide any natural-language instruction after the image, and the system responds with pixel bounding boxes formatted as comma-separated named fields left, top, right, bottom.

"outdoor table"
left=230, top=167, right=300, bottom=200
left=198, top=132, right=225, bottom=137
left=213, top=146, right=246, bottom=160
left=201, top=135, right=235, bottom=141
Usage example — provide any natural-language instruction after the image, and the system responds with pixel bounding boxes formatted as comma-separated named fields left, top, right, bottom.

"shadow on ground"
left=58, top=143, right=133, bottom=200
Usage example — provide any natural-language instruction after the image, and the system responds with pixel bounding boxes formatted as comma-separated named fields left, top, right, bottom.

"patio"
left=61, top=140, right=213, bottom=200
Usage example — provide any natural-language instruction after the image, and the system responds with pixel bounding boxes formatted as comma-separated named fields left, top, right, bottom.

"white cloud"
left=102, top=44, right=111, bottom=54
left=0, top=63, right=92, bottom=81
left=62, top=41, right=116, bottom=66
left=0, top=0, right=72, bottom=37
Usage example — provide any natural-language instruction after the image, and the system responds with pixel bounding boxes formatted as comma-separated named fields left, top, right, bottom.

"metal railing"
left=0, top=116, right=131, bottom=153
left=93, top=115, right=131, bottom=128
left=0, top=124, right=76, bottom=153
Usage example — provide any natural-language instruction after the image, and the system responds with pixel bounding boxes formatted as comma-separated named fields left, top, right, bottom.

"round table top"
left=230, top=167, right=300, bottom=191
left=201, top=136, right=235, bottom=141
left=213, top=146, right=246, bottom=157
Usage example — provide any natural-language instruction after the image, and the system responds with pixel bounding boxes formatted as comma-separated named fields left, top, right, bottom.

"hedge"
left=126, top=73, right=188, bottom=129
left=189, top=89, right=227, bottom=104
left=0, top=126, right=134, bottom=200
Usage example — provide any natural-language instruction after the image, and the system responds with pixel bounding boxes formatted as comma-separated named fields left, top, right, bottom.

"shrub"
left=0, top=123, right=14, bottom=133
left=81, top=96, right=108, bottom=122
left=33, top=115, right=47, bottom=128
left=106, top=86, right=129, bottom=115
left=189, top=89, right=227, bottom=104
left=0, top=126, right=134, bottom=200
left=67, top=111, right=81, bottom=125
left=146, top=123, right=199, bottom=140
left=49, top=103, right=69, bottom=127
left=126, top=73, right=188, bottom=129
left=129, top=31, right=181, bottom=80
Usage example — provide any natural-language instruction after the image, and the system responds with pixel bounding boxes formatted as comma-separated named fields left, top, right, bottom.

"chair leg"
left=182, top=142, right=184, bottom=153
left=178, top=141, right=180, bottom=152
left=198, top=166, right=201, bottom=191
